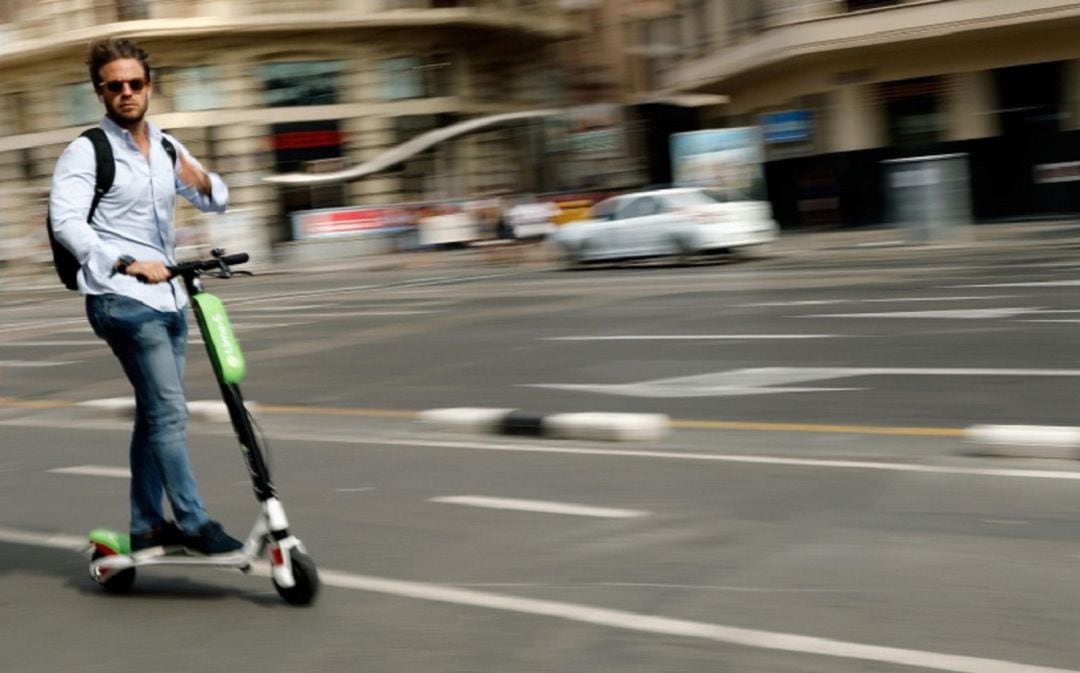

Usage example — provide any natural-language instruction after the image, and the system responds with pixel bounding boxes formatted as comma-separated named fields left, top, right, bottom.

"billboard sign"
left=759, top=109, right=813, bottom=144
left=670, top=127, right=767, bottom=201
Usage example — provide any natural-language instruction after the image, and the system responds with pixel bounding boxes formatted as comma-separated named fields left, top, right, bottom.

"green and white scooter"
left=87, top=250, right=319, bottom=606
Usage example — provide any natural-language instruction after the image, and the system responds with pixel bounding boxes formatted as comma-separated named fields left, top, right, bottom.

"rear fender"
left=88, top=528, right=130, bottom=556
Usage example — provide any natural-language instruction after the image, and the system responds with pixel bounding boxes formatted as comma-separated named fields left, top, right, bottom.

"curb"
left=418, top=407, right=670, bottom=442
left=77, top=398, right=251, bottom=424
left=964, top=424, right=1080, bottom=459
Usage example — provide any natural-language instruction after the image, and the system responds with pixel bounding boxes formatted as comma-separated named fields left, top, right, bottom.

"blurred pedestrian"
left=49, top=37, right=243, bottom=557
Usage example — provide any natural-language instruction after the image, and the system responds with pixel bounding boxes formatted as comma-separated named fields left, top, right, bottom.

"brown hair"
left=86, top=37, right=151, bottom=90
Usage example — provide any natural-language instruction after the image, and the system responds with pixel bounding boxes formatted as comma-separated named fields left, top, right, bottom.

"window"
left=881, top=76, right=945, bottom=149
left=61, top=82, right=100, bottom=126
left=591, top=198, right=618, bottom=220
left=641, top=15, right=681, bottom=90
left=521, top=66, right=564, bottom=103
left=379, top=54, right=453, bottom=101
left=168, top=66, right=224, bottom=112
left=116, top=0, right=149, bottom=20
left=619, top=197, right=660, bottom=219
left=846, top=0, right=899, bottom=11
left=682, top=0, right=710, bottom=56
left=259, top=61, right=345, bottom=107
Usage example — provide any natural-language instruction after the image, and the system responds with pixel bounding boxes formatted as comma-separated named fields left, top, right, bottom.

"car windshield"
left=662, top=191, right=720, bottom=208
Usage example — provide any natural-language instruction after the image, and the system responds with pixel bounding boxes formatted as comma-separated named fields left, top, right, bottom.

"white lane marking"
left=0, top=319, right=86, bottom=334
left=227, top=311, right=438, bottom=318
left=260, top=431, right=1080, bottom=482
left=229, top=274, right=505, bottom=306
left=430, top=495, right=649, bottom=519
left=953, top=280, right=1080, bottom=288
left=452, top=582, right=856, bottom=593
left=334, top=487, right=376, bottom=493
left=0, top=341, right=99, bottom=347
left=231, top=304, right=329, bottom=311
left=0, top=526, right=1070, bottom=673
left=48, top=465, right=130, bottom=478
left=738, top=300, right=841, bottom=307
left=544, top=335, right=842, bottom=341
left=530, top=366, right=1080, bottom=399
left=0, top=526, right=86, bottom=550
left=12, top=417, right=1080, bottom=482
left=799, top=308, right=1037, bottom=319
left=49, top=328, right=204, bottom=345
left=230, top=322, right=311, bottom=330
left=299, top=569, right=1075, bottom=673
left=739, top=295, right=1016, bottom=307
left=860, top=295, right=1017, bottom=303
left=0, top=360, right=77, bottom=367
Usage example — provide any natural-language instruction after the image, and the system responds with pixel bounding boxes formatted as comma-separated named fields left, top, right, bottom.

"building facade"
left=642, top=0, right=1080, bottom=227
left=0, top=0, right=583, bottom=266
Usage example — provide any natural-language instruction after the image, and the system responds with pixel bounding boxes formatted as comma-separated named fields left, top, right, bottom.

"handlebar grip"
left=220, top=253, right=249, bottom=266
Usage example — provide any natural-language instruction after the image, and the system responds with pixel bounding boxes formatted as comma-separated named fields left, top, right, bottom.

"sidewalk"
left=5, top=219, right=1080, bottom=293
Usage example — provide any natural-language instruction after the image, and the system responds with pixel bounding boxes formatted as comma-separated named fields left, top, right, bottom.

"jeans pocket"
left=86, top=294, right=113, bottom=340
left=88, top=294, right=156, bottom=342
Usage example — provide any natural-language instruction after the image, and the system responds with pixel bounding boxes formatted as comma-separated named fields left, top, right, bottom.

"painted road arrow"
left=529, top=367, right=1080, bottom=398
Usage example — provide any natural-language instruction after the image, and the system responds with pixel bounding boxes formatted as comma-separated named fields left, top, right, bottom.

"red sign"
left=294, top=206, right=414, bottom=239
left=273, top=130, right=343, bottom=151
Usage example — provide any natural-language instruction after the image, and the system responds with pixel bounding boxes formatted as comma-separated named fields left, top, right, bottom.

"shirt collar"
left=100, top=115, right=161, bottom=145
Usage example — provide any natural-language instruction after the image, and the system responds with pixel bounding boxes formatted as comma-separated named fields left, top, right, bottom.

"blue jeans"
left=86, top=293, right=211, bottom=537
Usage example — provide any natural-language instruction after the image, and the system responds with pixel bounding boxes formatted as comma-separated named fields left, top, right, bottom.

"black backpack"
left=47, top=127, right=177, bottom=290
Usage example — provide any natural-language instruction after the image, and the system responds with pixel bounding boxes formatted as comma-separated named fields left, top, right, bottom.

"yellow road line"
left=0, top=396, right=74, bottom=410
left=0, top=397, right=966, bottom=438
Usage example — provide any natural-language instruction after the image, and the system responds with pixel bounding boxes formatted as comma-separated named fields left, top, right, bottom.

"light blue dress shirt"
left=49, top=116, right=229, bottom=312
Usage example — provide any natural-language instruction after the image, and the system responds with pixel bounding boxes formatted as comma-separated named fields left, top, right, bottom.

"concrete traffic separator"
left=965, top=424, right=1080, bottom=459
left=419, top=407, right=670, bottom=442
left=77, top=397, right=252, bottom=424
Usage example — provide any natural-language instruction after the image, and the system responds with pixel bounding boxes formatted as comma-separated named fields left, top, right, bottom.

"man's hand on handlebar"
left=125, top=260, right=171, bottom=284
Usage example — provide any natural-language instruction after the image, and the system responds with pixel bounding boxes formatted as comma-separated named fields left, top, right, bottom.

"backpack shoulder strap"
left=160, top=136, right=177, bottom=168
left=79, top=127, right=114, bottom=224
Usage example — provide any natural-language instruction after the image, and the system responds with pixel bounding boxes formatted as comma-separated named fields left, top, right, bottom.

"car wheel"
left=559, top=241, right=590, bottom=271
left=668, top=237, right=696, bottom=265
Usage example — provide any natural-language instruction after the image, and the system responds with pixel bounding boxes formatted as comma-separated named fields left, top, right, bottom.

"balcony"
left=666, top=0, right=1080, bottom=93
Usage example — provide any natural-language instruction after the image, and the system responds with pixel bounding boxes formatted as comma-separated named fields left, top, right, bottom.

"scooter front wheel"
left=273, top=551, right=319, bottom=606
left=90, top=550, right=136, bottom=594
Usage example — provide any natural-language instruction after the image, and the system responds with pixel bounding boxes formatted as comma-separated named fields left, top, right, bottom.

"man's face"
left=97, top=58, right=151, bottom=128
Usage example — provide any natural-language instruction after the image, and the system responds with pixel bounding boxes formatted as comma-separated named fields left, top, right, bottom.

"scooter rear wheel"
left=273, top=551, right=319, bottom=606
left=91, top=550, right=136, bottom=594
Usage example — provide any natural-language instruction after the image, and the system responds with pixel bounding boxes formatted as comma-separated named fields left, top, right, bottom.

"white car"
left=549, top=187, right=779, bottom=268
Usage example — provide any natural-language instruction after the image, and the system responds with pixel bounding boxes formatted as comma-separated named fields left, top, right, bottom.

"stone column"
left=944, top=70, right=998, bottom=141
left=826, top=83, right=884, bottom=152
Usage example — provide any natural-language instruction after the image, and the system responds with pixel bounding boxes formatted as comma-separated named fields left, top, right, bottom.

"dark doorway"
left=991, top=60, right=1066, bottom=218
left=271, top=120, right=347, bottom=241
left=634, top=103, right=701, bottom=187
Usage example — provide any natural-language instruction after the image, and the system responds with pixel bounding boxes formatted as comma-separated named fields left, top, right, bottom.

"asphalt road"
left=3, top=239, right=1080, bottom=672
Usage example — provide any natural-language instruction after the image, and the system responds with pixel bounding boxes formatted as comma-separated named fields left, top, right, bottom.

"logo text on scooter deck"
left=194, top=293, right=246, bottom=384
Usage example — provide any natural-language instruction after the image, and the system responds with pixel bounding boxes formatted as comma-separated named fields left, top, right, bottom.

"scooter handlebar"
left=168, top=252, right=250, bottom=279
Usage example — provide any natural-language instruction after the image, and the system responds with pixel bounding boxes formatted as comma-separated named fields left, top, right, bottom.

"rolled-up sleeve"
left=49, top=138, right=122, bottom=276
left=173, top=142, right=229, bottom=213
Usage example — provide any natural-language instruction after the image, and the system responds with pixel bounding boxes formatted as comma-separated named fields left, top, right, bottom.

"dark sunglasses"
left=100, top=78, right=147, bottom=93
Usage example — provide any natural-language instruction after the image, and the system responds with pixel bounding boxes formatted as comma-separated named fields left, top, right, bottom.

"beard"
left=105, top=97, right=148, bottom=129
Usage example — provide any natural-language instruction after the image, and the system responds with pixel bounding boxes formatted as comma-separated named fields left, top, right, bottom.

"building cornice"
left=667, top=0, right=1080, bottom=93
left=0, top=8, right=579, bottom=68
